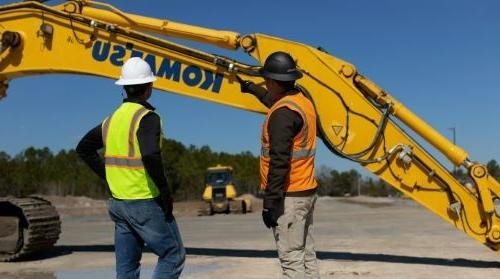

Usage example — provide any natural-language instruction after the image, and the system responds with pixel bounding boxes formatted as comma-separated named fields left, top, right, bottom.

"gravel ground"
left=1, top=196, right=499, bottom=278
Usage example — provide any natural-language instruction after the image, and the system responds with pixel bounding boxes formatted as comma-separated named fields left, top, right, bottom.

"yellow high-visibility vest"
left=102, top=102, right=162, bottom=199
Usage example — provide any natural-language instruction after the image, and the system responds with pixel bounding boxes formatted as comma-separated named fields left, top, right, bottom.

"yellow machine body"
left=202, top=185, right=238, bottom=202
left=1, top=1, right=500, bottom=251
left=202, top=165, right=238, bottom=202
left=200, top=165, right=250, bottom=215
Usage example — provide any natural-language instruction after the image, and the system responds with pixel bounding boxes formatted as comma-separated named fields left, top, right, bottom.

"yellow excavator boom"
left=1, top=0, right=500, bottom=252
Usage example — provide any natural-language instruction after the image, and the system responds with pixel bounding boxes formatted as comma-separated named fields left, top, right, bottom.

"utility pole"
left=449, top=127, right=457, bottom=174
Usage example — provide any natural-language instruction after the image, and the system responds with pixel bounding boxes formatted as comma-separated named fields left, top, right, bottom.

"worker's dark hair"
left=123, top=82, right=152, bottom=98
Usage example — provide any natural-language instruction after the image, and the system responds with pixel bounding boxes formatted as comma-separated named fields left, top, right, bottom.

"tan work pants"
left=272, top=194, right=319, bottom=279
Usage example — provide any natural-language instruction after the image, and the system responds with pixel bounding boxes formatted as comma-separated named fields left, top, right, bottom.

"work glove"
left=236, top=74, right=271, bottom=107
left=235, top=75, right=256, bottom=94
left=261, top=197, right=284, bottom=229
left=262, top=207, right=279, bottom=228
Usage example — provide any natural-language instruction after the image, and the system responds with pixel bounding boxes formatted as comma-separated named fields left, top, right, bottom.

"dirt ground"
left=1, top=196, right=499, bottom=278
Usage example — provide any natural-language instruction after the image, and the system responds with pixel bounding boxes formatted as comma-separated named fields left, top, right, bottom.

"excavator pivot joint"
left=1, top=31, right=21, bottom=51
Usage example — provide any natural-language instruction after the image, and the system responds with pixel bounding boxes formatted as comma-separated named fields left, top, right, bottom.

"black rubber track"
left=0, top=197, right=61, bottom=262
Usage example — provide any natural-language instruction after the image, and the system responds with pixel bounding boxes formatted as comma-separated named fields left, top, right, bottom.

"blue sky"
left=0, top=0, right=499, bottom=176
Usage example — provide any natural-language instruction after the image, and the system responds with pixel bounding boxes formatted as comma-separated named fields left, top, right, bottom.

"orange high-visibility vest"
left=260, top=92, right=317, bottom=193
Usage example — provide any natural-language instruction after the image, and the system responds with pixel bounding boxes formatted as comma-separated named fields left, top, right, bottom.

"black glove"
left=262, top=207, right=279, bottom=228
left=261, top=196, right=284, bottom=228
left=235, top=75, right=256, bottom=94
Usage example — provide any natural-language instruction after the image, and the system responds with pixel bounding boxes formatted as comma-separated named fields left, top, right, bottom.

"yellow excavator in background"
left=1, top=0, right=500, bottom=261
left=198, top=165, right=252, bottom=215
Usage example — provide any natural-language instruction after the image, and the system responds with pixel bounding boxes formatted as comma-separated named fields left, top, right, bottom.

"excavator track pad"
left=0, top=197, right=61, bottom=262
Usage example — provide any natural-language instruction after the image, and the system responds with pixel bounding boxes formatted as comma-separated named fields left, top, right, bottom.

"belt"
left=285, top=187, right=317, bottom=197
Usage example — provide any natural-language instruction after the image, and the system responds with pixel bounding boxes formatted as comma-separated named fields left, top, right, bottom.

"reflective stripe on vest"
left=128, top=108, right=148, bottom=157
left=102, top=103, right=161, bottom=200
left=260, top=98, right=315, bottom=160
left=275, top=100, right=310, bottom=148
left=104, top=157, right=144, bottom=168
left=261, top=147, right=316, bottom=159
left=102, top=107, right=148, bottom=154
left=260, top=92, right=318, bottom=193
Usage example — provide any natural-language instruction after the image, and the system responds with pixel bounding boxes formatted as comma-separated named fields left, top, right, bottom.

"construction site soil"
left=1, top=195, right=499, bottom=278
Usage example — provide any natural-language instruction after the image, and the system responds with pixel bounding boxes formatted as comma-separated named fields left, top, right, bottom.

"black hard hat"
left=259, top=51, right=302, bottom=81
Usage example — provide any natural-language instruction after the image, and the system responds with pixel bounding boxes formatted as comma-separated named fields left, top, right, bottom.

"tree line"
left=0, top=139, right=261, bottom=200
left=1, top=140, right=499, bottom=200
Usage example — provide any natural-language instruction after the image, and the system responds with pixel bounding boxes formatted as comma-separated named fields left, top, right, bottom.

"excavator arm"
left=1, top=0, right=500, bottom=254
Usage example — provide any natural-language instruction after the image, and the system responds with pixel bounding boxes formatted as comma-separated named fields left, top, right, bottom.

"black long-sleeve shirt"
left=247, top=83, right=304, bottom=209
left=76, top=99, right=170, bottom=198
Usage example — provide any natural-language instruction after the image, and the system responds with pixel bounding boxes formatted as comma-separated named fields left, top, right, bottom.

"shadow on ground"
left=14, top=245, right=500, bottom=269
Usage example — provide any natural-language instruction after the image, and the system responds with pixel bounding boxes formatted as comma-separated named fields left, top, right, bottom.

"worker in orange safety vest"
left=238, top=51, right=320, bottom=279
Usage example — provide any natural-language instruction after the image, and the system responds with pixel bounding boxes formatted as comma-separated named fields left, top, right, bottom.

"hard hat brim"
left=259, top=69, right=303, bottom=81
left=115, top=75, right=157, bottom=86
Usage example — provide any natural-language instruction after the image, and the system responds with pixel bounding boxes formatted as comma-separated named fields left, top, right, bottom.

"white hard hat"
left=115, top=57, right=157, bottom=86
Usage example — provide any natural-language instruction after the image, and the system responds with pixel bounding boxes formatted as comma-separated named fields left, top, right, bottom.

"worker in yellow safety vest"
left=238, top=52, right=320, bottom=278
left=77, top=57, right=185, bottom=279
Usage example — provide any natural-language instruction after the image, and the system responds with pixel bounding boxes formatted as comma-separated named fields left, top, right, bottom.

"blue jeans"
left=108, top=198, right=185, bottom=279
